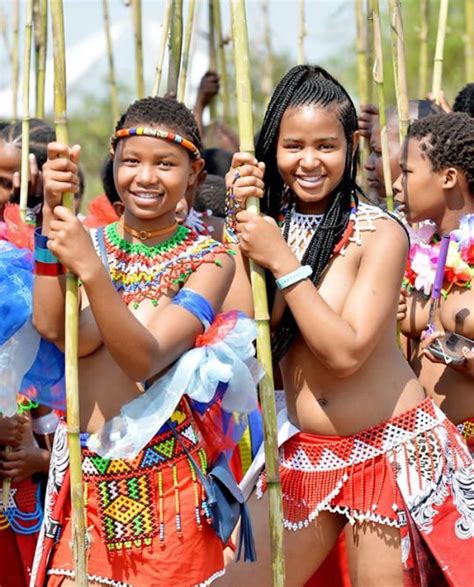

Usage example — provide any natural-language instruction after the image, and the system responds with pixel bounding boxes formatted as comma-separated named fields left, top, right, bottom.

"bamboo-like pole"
left=418, top=0, right=430, bottom=99
left=151, top=0, right=172, bottom=96
left=34, top=0, right=48, bottom=119
left=208, top=0, right=217, bottom=119
left=132, top=0, right=144, bottom=99
left=50, top=1, right=87, bottom=584
left=432, top=0, right=449, bottom=105
left=297, top=0, right=306, bottom=65
left=177, top=0, right=196, bottom=102
left=261, top=0, right=274, bottom=107
left=370, top=0, right=394, bottom=212
left=355, top=0, right=369, bottom=190
left=167, top=0, right=183, bottom=95
left=11, top=0, right=20, bottom=122
left=102, top=0, right=119, bottom=125
left=19, top=0, right=34, bottom=221
left=212, top=0, right=230, bottom=122
left=230, top=2, right=285, bottom=585
left=466, top=0, right=474, bottom=82
left=366, top=0, right=375, bottom=104
left=388, top=0, right=410, bottom=143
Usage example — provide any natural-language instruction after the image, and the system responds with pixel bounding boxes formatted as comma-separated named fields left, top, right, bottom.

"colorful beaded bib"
left=97, top=222, right=232, bottom=308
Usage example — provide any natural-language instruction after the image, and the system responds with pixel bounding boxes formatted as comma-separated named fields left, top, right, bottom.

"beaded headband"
left=112, top=127, right=201, bottom=159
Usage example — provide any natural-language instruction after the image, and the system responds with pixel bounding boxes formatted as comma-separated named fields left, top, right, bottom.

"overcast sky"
left=0, top=0, right=355, bottom=116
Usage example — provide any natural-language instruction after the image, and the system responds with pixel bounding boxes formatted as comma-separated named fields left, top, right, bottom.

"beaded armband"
left=224, top=170, right=241, bottom=244
left=34, top=228, right=65, bottom=276
left=171, top=288, right=215, bottom=330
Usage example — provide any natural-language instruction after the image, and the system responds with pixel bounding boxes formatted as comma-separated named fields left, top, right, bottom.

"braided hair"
left=256, top=65, right=359, bottom=362
left=113, top=96, right=203, bottom=157
left=0, top=118, right=56, bottom=170
left=408, top=112, right=474, bottom=194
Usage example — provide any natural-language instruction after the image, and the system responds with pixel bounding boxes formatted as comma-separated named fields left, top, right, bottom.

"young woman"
left=396, top=112, right=474, bottom=456
left=218, top=66, right=473, bottom=586
left=31, top=97, right=258, bottom=586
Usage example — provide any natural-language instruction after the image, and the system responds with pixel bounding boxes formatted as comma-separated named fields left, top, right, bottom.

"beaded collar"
left=403, top=214, right=474, bottom=298
left=282, top=196, right=362, bottom=262
left=98, top=222, right=232, bottom=308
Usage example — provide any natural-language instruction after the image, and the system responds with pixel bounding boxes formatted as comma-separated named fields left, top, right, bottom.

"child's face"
left=113, top=130, right=203, bottom=226
left=276, top=105, right=356, bottom=214
left=0, top=140, right=21, bottom=207
left=393, top=138, right=444, bottom=223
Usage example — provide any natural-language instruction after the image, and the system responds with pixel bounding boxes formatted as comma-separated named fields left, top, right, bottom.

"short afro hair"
left=452, top=83, right=474, bottom=117
left=114, top=96, right=203, bottom=157
left=407, top=112, right=474, bottom=194
left=194, top=174, right=226, bottom=218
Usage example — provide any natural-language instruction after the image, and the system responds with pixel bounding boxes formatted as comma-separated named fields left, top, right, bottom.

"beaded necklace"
left=403, top=214, right=474, bottom=298
left=100, top=222, right=232, bottom=308
left=282, top=196, right=358, bottom=262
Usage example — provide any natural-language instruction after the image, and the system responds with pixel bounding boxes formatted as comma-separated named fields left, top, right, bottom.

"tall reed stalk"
left=260, top=0, right=274, bottom=107
left=167, top=0, right=183, bottom=94
left=11, top=0, right=20, bottom=121
left=212, top=0, right=230, bottom=122
left=370, top=0, right=394, bottom=211
left=51, top=1, right=87, bottom=583
left=388, top=0, right=409, bottom=142
left=432, top=0, right=449, bottom=105
left=355, top=0, right=369, bottom=190
left=152, top=0, right=172, bottom=96
left=418, top=0, right=430, bottom=99
left=466, top=0, right=474, bottom=82
left=177, top=0, right=196, bottom=103
left=298, top=0, right=306, bottom=64
left=19, top=0, right=33, bottom=221
left=102, top=0, right=119, bottom=125
left=208, top=0, right=217, bottom=119
left=132, top=0, right=144, bottom=98
left=230, top=1, right=285, bottom=585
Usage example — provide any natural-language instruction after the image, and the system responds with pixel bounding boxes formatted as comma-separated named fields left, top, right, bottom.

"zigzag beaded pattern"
left=100, top=223, right=231, bottom=308
left=81, top=406, right=203, bottom=552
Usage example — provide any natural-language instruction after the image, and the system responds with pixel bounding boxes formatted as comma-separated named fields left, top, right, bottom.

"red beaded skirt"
left=257, top=398, right=474, bottom=586
left=32, top=399, right=225, bottom=587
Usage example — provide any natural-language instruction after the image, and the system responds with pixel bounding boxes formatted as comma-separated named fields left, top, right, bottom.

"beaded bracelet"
left=34, top=228, right=65, bottom=276
left=223, top=170, right=242, bottom=244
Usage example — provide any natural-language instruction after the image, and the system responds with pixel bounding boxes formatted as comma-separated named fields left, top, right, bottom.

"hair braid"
left=0, top=118, right=56, bottom=170
left=256, top=65, right=359, bottom=363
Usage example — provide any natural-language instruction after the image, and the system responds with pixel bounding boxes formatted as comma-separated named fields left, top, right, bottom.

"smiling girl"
left=29, top=97, right=260, bottom=586
left=218, top=66, right=473, bottom=586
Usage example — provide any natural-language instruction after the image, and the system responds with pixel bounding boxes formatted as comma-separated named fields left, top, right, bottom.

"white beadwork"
left=286, top=202, right=388, bottom=261
left=287, top=208, right=324, bottom=261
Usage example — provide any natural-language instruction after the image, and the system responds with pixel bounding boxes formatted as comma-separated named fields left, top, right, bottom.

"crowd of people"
left=0, top=59, right=473, bottom=587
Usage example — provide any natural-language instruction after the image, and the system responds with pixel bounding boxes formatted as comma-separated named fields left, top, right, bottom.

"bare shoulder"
left=352, top=203, right=409, bottom=255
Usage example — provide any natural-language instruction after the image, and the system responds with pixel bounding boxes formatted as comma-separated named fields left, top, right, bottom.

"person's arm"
left=32, top=142, right=81, bottom=341
left=44, top=204, right=236, bottom=382
left=193, top=71, right=220, bottom=136
left=236, top=210, right=407, bottom=377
